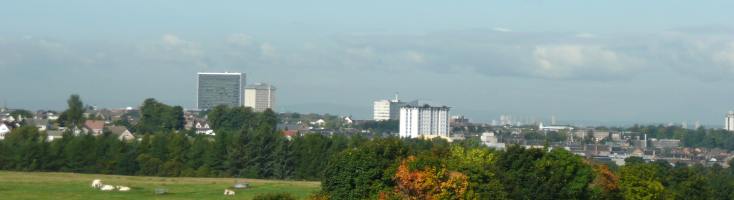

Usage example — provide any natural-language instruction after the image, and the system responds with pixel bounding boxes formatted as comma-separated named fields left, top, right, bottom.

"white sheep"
left=224, top=189, right=235, bottom=196
left=117, top=186, right=131, bottom=192
left=100, top=185, right=115, bottom=191
left=91, top=179, right=103, bottom=189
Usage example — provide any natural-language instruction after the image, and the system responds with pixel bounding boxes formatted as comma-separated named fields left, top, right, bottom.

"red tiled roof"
left=84, top=120, right=105, bottom=130
left=282, top=130, right=297, bottom=137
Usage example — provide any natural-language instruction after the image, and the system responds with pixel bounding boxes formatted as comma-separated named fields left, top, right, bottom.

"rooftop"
left=245, top=83, right=276, bottom=90
left=197, top=72, right=244, bottom=75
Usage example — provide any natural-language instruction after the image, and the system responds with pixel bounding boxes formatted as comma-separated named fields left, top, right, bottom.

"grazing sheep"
left=224, top=189, right=235, bottom=196
left=91, top=179, right=103, bottom=188
left=100, top=185, right=115, bottom=191
left=117, top=186, right=131, bottom=192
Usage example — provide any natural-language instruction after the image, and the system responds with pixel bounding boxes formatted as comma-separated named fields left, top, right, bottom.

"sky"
left=2, top=1, right=734, bottom=126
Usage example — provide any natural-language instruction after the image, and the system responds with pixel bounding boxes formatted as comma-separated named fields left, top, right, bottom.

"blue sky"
left=2, top=1, right=734, bottom=126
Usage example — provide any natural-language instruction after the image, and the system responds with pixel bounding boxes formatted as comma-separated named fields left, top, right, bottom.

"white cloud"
left=162, top=34, right=183, bottom=46
left=403, top=51, right=426, bottom=64
left=575, top=33, right=597, bottom=38
left=713, top=42, right=734, bottom=67
left=345, top=47, right=376, bottom=58
left=260, top=42, right=276, bottom=57
left=6, top=29, right=734, bottom=82
left=226, top=33, right=254, bottom=47
left=158, top=34, right=202, bottom=57
left=492, top=27, right=512, bottom=32
left=532, top=45, right=632, bottom=79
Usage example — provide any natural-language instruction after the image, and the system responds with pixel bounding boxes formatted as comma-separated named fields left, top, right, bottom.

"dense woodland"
left=3, top=95, right=734, bottom=199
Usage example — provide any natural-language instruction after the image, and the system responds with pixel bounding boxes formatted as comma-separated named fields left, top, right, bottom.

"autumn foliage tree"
left=392, top=156, right=469, bottom=200
left=589, top=163, right=621, bottom=199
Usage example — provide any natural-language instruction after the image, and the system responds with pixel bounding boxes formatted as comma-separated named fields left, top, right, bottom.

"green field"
left=0, top=171, right=320, bottom=200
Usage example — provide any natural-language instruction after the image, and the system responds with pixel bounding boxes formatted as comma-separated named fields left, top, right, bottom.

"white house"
left=0, top=123, right=12, bottom=140
left=46, top=130, right=64, bottom=142
left=195, top=122, right=215, bottom=135
left=343, top=116, right=354, bottom=124
left=310, top=119, right=326, bottom=127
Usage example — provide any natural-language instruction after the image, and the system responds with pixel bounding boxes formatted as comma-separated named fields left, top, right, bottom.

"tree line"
left=0, top=95, right=357, bottom=181
left=319, top=139, right=734, bottom=200
left=0, top=111, right=355, bottom=180
left=628, top=124, right=734, bottom=150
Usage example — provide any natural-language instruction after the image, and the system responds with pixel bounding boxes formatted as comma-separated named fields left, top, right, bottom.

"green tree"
left=446, top=145, right=507, bottom=199
left=2, top=126, right=47, bottom=171
left=620, top=164, right=665, bottom=200
left=273, top=137, right=295, bottom=179
left=495, top=145, right=545, bottom=199
left=10, top=109, right=33, bottom=119
left=58, top=94, right=85, bottom=128
left=137, top=99, right=184, bottom=133
left=321, top=148, right=386, bottom=199
left=533, top=149, right=594, bottom=199
left=321, top=137, right=406, bottom=199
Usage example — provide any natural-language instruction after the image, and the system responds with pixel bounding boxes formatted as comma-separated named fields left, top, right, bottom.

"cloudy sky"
left=2, top=1, right=734, bottom=126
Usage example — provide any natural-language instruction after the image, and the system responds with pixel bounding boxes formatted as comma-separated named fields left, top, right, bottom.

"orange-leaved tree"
left=392, top=156, right=469, bottom=200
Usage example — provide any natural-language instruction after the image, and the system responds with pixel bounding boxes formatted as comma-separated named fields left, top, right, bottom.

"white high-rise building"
left=197, top=72, right=245, bottom=110
left=373, top=94, right=406, bottom=121
left=399, top=105, right=450, bottom=139
left=726, top=111, right=734, bottom=131
left=244, top=83, right=276, bottom=112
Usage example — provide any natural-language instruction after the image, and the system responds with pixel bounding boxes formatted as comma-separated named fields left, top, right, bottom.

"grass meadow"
left=0, top=171, right=320, bottom=200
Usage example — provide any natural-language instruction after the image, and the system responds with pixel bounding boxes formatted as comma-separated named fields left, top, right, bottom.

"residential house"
left=282, top=130, right=297, bottom=140
left=46, top=112, right=59, bottom=121
left=84, top=120, right=106, bottom=135
left=3, top=115, right=16, bottom=123
left=107, top=126, right=135, bottom=141
left=276, top=123, right=310, bottom=135
left=46, top=130, right=65, bottom=142
left=24, top=118, right=51, bottom=132
left=195, top=121, right=215, bottom=135
left=310, top=119, right=326, bottom=127
left=0, top=122, right=14, bottom=140
left=343, top=116, right=354, bottom=125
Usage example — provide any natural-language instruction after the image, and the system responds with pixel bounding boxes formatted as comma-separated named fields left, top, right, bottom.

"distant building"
left=373, top=94, right=406, bottom=121
left=480, top=132, right=506, bottom=149
left=399, top=104, right=450, bottom=139
left=726, top=111, right=734, bottom=131
left=197, top=72, right=246, bottom=110
left=83, top=120, right=105, bottom=135
left=244, top=83, right=275, bottom=112
left=449, top=115, right=470, bottom=125
left=538, top=122, right=574, bottom=131
left=651, top=139, right=680, bottom=149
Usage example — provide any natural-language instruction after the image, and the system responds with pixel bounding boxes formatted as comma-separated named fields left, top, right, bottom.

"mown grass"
left=0, top=171, right=320, bottom=200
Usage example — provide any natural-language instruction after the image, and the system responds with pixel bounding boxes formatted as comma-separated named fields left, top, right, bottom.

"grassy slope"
left=0, top=171, right=320, bottom=200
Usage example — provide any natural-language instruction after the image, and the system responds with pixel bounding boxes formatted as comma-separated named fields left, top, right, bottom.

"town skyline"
left=3, top=1, right=734, bottom=125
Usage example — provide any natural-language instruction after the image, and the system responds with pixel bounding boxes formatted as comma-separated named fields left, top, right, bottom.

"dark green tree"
left=9, top=109, right=33, bottom=119
left=58, top=94, right=85, bottom=128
